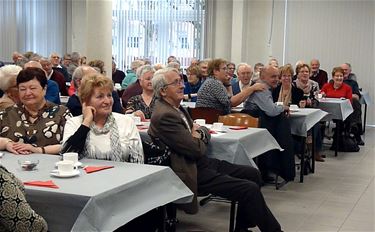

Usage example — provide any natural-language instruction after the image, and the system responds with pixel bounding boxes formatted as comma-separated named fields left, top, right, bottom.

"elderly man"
left=67, top=52, right=80, bottom=77
left=310, top=59, right=328, bottom=89
left=340, top=63, right=364, bottom=145
left=40, top=58, right=69, bottom=96
left=232, top=63, right=254, bottom=95
left=148, top=67, right=282, bottom=232
left=66, top=65, right=122, bottom=116
left=50, top=52, right=70, bottom=82
left=243, top=65, right=295, bottom=183
left=196, top=59, right=265, bottom=114
left=24, top=61, right=61, bottom=104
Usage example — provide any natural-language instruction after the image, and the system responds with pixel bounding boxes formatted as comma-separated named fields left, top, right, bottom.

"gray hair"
left=0, top=65, right=22, bottom=91
left=152, top=68, right=179, bottom=98
left=131, top=59, right=145, bottom=71
left=136, top=65, right=155, bottom=79
left=71, top=52, right=81, bottom=63
left=167, top=61, right=180, bottom=69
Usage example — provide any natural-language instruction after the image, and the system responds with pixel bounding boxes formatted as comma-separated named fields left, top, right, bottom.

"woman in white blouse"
left=62, top=73, right=143, bottom=163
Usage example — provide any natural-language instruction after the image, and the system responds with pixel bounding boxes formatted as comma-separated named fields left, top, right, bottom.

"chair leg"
left=229, top=201, right=237, bottom=232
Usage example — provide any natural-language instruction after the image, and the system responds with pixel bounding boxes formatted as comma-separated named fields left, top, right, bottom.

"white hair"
left=0, top=65, right=22, bottom=91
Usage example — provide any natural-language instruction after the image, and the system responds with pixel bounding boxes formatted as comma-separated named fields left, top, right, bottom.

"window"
left=112, top=0, right=205, bottom=70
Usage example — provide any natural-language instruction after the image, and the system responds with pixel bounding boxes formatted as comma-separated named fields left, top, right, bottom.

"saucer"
left=135, top=122, right=143, bottom=126
left=50, top=169, right=80, bottom=178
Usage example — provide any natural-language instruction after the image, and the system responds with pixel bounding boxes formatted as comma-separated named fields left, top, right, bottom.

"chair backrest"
left=188, top=107, right=224, bottom=124
left=218, top=113, right=259, bottom=128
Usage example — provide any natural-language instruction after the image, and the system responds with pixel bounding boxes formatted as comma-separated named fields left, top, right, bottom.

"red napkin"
left=137, top=125, right=149, bottom=130
left=24, top=180, right=59, bottom=189
left=229, top=126, right=248, bottom=130
left=84, top=166, right=114, bottom=174
left=209, top=130, right=217, bottom=134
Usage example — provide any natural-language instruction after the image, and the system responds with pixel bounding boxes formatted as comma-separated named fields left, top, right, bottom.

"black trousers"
left=197, top=158, right=282, bottom=232
left=258, top=112, right=296, bottom=181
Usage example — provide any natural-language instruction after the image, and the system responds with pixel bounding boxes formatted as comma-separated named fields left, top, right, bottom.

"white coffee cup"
left=317, top=93, right=323, bottom=99
left=56, top=160, right=74, bottom=175
left=276, top=102, right=284, bottom=106
left=212, top=122, right=224, bottom=131
left=133, top=116, right=141, bottom=124
left=194, top=119, right=206, bottom=126
left=63, top=152, right=78, bottom=164
left=290, top=104, right=299, bottom=110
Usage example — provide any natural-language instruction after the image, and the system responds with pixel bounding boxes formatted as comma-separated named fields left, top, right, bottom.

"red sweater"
left=321, top=82, right=352, bottom=102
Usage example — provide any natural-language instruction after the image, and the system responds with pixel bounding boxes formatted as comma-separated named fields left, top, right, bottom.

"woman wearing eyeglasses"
left=62, top=73, right=143, bottom=163
left=0, top=67, right=71, bottom=155
left=196, top=58, right=266, bottom=114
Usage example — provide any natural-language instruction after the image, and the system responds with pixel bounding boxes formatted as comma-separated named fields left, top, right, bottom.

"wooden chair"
left=188, top=107, right=224, bottom=124
left=218, top=113, right=259, bottom=128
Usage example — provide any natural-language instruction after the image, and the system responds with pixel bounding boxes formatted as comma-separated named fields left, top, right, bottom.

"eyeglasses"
left=228, top=67, right=235, bottom=70
left=163, top=79, right=184, bottom=87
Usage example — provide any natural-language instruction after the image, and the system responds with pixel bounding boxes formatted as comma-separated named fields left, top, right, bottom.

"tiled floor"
left=176, top=127, right=374, bottom=232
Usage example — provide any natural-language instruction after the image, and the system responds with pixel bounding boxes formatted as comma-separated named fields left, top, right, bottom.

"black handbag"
left=142, top=135, right=171, bottom=166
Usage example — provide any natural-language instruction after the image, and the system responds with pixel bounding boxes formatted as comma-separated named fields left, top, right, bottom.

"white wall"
left=210, top=0, right=375, bottom=125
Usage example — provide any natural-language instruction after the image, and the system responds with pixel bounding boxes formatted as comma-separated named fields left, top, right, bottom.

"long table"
left=138, top=123, right=282, bottom=168
left=289, top=108, right=328, bottom=182
left=0, top=153, right=193, bottom=232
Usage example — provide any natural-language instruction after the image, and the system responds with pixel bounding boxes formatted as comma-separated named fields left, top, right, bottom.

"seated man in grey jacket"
left=243, top=65, right=295, bottom=183
left=148, top=67, right=282, bottom=232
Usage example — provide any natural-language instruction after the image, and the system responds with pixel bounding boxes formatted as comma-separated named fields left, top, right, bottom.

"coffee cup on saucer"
left=212, top=122, right=224, bottom=131
left=63, top=152, right=78, bottom=164
left=194, top=119, right=206, bottom=126
left=289, top=104, right=299, bottom=110
left=56, top=160, right=74, bottom=175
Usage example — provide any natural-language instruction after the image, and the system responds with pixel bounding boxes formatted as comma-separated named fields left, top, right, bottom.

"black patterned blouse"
left=126, top=95, right=156, bottom=119
left=0, top=102, right=72, bottom=147
left=0, top=166, right=48, bottom=231
left=196, top=77, right=231, bottom=114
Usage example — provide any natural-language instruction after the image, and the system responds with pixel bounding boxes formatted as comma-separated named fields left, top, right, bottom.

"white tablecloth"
left=0, top=153, right=193, bottom=232
left=138, top=124, right=282, bottom=167
left=317, top=98, right=353, bottom=120
left=289, top=108, right=328, bottom=137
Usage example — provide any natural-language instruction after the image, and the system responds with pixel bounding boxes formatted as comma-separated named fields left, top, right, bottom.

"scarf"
left=295, top=79, right=313, bottom=95
left=82, top=113, right=123, bottom=161
left=278, top=85, right=292, bottom=106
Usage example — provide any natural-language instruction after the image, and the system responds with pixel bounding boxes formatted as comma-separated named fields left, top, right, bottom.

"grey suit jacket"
left=148, top=99, right=208, bottom=214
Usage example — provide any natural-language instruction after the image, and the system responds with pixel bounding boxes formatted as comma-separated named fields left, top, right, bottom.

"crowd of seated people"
left=0, top=50, right=368, bottom=231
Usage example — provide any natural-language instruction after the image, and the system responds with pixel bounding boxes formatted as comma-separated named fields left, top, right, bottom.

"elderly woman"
left=321, top=67, right=363, bottom=145
left=294, top=63, right=320, bottom=107
left=125, top=65, right=156, bottom=120
left=66, top=65, right=123, bottom=116
left=196, top=58, right=266, bottom=114
left=0, top=65, right=22, bottom=110
left=0, top=162, right=48, bottom=231
left=62, top=73, right=143, bottom=163
left=0, top=67, right=71, bottom=155
left=183, top=65, right=202, bottom=102
left=321, top=67, right=352, bottom=100
left=272, top=64, right=304, bottom=107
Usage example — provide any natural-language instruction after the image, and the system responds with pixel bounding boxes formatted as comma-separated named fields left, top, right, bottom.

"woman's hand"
left=82, top=102, right=96, bottom=127
left=133, top=110, right=146, bottom=121
left=250, top=83, right=267, bottom=92
left=299, top=100, right=306, bottom=108
left=8, top=143, right=35, bottom=155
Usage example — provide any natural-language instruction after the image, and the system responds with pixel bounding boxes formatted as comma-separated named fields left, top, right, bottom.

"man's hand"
left=191, top=123, right=201, bottom=139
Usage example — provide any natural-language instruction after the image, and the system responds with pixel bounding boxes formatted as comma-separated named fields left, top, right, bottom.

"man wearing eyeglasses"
left=148, top=67, right=282, bottom=232
left=50, top=52, right=70, bottom=83
left=196, top=59, right=266, bottom=114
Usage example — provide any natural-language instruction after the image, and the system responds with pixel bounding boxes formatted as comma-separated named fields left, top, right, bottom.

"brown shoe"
left=315, top=153, right=325, bottom=162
